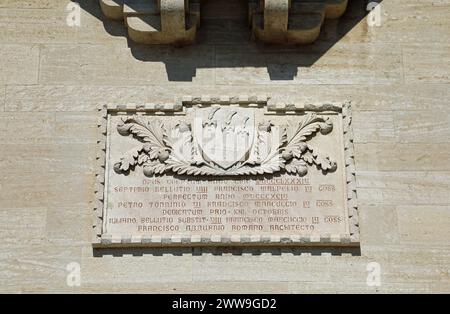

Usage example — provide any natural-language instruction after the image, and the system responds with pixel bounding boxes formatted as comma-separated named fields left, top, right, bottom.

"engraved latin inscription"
left=106, top=177, right=346, bottom=236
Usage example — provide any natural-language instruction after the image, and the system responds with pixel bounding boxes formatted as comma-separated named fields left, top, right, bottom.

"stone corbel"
left=250, top=0, right=348, bottom=44
left=100, top=0, right=200, bottom=44
left=99, top=0, right=349, bottom=45
left=263, top=0, right=290, bottom=37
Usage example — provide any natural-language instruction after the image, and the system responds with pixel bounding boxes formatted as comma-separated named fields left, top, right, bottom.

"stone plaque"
left=93, top=97, right=359, bottom=247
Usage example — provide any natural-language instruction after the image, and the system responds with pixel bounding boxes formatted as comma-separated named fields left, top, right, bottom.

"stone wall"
left=0, top=0, right=449, bottom=293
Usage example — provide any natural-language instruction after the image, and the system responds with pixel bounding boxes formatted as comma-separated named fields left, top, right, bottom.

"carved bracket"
left=99, top=0, right=348, bottom=45
left=100, top=0, right=200, bottom=44
left=250, top=0, right=349, bottom=44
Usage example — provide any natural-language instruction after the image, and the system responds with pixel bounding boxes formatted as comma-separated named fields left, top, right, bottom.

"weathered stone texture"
left=0, top=0, right=449, bottom=293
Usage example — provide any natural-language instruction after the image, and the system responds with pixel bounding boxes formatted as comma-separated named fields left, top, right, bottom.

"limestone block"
left=39, top=43, right=215, bottom=85
left=396, top=205, right=450, bottom=245
left=0, top=0, right=61, bottom=9
left=0, top=208, right=47, bottom=244
left=352, top=111, right=396, bottom=143
left=0, top=243, right=83, bottom=293
left=403, top=43, right=450, bottom=83
left=0, top=7, right=78, bottom=44
left=0, top=143, right=96, bottom=174
left=0, top=112, right=55, bottom=144
left=356, top=171, right=450, bottom=206
left=354, top=143, right=450, bottom=171
left=0, top=44, right=39, bottom=84
left=214, top=42, right=403, bottom=84
left=46, top=206, right=93, bottom=244
left=358, top=204, right=399, bottom=246
left=341, top=0, right=450, bottom=45
left=395, top=110, right=450, bottom=144
left=0, top=172, right=95, bottom=210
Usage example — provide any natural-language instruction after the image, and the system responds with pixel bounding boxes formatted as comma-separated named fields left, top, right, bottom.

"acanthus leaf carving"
left=114, top=109, right=337, bottom=177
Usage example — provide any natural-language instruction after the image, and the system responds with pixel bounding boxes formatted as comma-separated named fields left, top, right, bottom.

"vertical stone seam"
left=400, top=45, right=406, bottom=84
left=2, top=85, right=6, bottom=112
left=37, top=44, right=42, bottom=85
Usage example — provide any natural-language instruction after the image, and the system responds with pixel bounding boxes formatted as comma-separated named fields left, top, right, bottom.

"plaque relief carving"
left=93, top=97, right=359, bottom=247
left=113, top=108, right=336, bottom=177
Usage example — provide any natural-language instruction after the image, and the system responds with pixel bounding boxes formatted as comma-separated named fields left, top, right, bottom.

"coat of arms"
left=194, top=107, right=255, bottom=170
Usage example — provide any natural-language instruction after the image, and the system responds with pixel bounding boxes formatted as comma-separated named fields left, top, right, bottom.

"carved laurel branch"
left=282, top=114, right=337, bottom=175
left=114, top=114, right=336, bottom=177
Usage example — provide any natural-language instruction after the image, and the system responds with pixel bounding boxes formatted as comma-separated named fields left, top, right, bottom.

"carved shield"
left=194, top=107, right=255, bottom=169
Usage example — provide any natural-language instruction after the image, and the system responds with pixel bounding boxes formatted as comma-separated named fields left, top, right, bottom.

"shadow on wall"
left=75, top=0, right=382, bottom=81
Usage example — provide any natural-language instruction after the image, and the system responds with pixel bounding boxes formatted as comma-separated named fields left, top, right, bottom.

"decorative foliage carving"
left=114, top=108, right=336, bottom=177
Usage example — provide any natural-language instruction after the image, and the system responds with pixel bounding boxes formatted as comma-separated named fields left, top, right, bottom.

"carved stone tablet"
left=93, top=97, right=359, bottom=247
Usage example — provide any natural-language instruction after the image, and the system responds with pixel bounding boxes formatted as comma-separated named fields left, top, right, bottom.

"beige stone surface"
left=0, top=44, right=39, bottom=84
left=354, top=143, right=450, bottom=171
left=396, top=205, right=450, bottom=245
left=0, top=7, right=77, bottom=44
left=403, top=43, right=450, bottom=83
left=338, top=0, right=450, bottom=44
left=0, top=0, right=449, bottom=293
left=38, top=44, right=216, bottom=85
left=0, top=1, right=61, bottom=9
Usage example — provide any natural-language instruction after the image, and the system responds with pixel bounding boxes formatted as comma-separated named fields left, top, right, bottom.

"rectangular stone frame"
left=92, top=96, right=359, bottom=248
